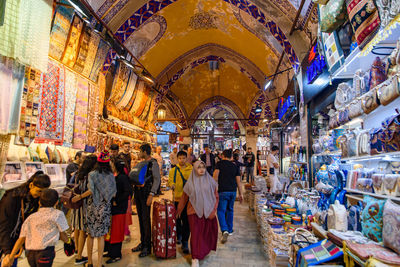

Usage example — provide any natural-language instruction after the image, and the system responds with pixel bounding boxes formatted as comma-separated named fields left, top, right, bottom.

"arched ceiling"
left=88, top=0, right=317, bottom=127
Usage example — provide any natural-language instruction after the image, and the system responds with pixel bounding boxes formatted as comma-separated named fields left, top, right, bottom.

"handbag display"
left=353, top=69, right=369, bottom=97
left=327, top=200, right=348, bottom=231
left=346, top=0, right=381, bottom=47
left=335, top=82, right=353, bottom=109
left=338, top=109, right=350, bottom=125
left=357, top=130, right=370, bottom=155
left=348, top=99, right=363, bottom=119
left=319, top=0, right=347, bottom=32
left=384, top=174, right=400, bottom=196
left=369, top=57, right=387, bottom=90
left=382, top=109, right=400, bottom=152
left=347, top=130, right=359, bottom=157
left=361, top=87, right=379, bottom=114
left=329, top=112, right=340, bottom=129
left=370, top=127, right=385, bottom=155
left=372, top=173, right=385, bottom=194
left=60, top=178, right=82, bottom=210
left=377, top=74, right=400, bottom=106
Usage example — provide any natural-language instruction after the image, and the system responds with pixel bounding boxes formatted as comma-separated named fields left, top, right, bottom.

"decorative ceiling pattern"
left=248, top=93, right=266, bottom=126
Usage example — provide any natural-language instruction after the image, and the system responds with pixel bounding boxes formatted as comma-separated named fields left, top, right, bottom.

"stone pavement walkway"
left=18, top=197, right=268, bottom=267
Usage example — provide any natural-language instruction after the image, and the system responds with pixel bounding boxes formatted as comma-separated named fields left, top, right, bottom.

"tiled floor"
left=18, top=192, right=268, bottom=267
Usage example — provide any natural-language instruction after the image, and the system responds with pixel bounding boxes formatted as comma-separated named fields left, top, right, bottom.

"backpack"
left=173, top=167, right=187, bottom=187
left=348, top=201, right=363, bottom=231
left=129, top=160, right=153, bottom=186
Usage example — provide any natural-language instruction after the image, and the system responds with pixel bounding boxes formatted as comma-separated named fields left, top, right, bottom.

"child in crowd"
left=2, top=189, right=72, bottom=267
left=168, top=151, right=193, bottom=254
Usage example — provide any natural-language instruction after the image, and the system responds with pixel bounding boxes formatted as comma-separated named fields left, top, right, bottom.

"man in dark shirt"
left=119, top=141, right=132, bottom=173
left=200, top=145, right=215, bottom=175
left=66, top=151, right=83, bottom=183
left=243, top=147, right=255, bottom=184
left=213, top=149, right=243, bottom=244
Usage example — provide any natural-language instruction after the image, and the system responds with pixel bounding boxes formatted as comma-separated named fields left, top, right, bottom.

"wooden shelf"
left=345, top=188, right=400, bottom=202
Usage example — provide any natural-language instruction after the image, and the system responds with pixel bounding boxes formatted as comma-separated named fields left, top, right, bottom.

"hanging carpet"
left=129, top=80, right=147, bottom=116
left=73, top=26, right=91, bottom=73
left=109, top=62, right=130, bottom=105
left=139, top=91, right=154, bottom=121
left=118, top=71, right=137, bottom=109
left=97, top=73, right=106, bottom=115
left=16, top=67, right=42, bottom=145
left=49, top=5, right=74, bottom=60
left=63, top=69, right=77, bottom=147
left=36, top=59, right=65, bottom=145
left=89, top=39, right=110, bottom=82
left=81, top=31, right=100, bottom=78
left=72, top=76, right=89, bottom=150
left=134, top=82, right=150, bottom=117
left=61, top=14, right=84, bottom=69
left=87, top=83, right=99, bottom=147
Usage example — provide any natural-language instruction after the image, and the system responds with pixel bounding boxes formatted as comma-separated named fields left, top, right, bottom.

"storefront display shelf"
left=332, top=18, right=400, bottom=79
left=106, top=131, right=155, bottom=145
left=108, top=116, right=156, bottom=135
left=341, top=151, right=400, bottom=162
left=345, top=188, right=400, bottom=202
left=290, top=161, right=308, bottom=165
left=312, top=152, right=342, bottom=157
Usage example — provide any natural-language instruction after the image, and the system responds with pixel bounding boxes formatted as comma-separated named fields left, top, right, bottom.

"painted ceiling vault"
left=88, top=0, right=316, bottom=128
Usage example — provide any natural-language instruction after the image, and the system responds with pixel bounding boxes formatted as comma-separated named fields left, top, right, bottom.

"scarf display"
left=16, top=67, right=41, bottom=145
left=109, top=62, right=130, bottom=105
left=61, top=14, right=84, bottom=68
left=36, top=59, right=65, bottom=145
left=183, top=161, right=218, bottom=218
left=73, top=26, right=91, bottom=73
left=87, top=82, right=100, bottom=147
left=118, top=71, right=137, bottom=109
left=72, top=76, right=89, bottom=150
left=89, top=39, right=110, bottom=82
left=48, top=6, right=74, bottom=60
left=88, top=170, right=116, bottom=206
left=62, top=69, right=78, bottom=147
left=81, top=31, right=100, bottom=78
left=0, top=0, right=52, bottom=72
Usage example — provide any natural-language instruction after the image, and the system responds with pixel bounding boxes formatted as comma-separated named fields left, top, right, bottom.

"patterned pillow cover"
left=383, top=200, right=400, bottom=254
left=361, top=195, right=386, bottom=242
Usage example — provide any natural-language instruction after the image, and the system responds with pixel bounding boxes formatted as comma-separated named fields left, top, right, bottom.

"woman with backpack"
left=70, top=154, right=97, bottom=265
left=71, top=151, right=116, bottom=267
left=0, top=172, right=51, bottom=267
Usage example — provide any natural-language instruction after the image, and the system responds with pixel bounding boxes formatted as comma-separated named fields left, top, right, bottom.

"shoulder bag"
left=382, top=109, right=400, bottom=152
left=60, top=176, right=83, bottom=210
left=370, top=127, right=385, bottom=155
left=377, top=74, right=400, bottom=106
left=361, top=87, right=379, bottom=114
left=348, top=99, right=363, bottom=119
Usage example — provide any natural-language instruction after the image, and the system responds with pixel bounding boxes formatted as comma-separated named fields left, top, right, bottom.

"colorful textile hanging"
left=0, top=134, right=11, bottom=181
left=73, top=26, right=91, bottom=73
left=36, top=59, right=65, bottom=145
left=139, top=91, right=154, bottom=121
left=72, top=76, right=89, bottom=150
left=126, top=80, right=139, bottom=111
left=61, top=14, right=84, bottom=68
left=118, top=72, right=138, bottom=109
left=147, top=99, right=156, bottom=123
left=129, top=80, right=146, bottom=115
left=109, top=62, right=130, bottom=105
left=134, top=83, right=150, bottom=117
left=89, top=39, right=110, bottom=82
left=0, top=0, right=52, bottom=72
left=49, top=5, right=74, bottom=60
left=87, top=83, right=99, bottom=147
left=16, top=67, right=42, bottom=145
left=81, top=32, right=100, bottom=78
left=98, top=73, right=106, bottom=115
left=63, top=69, right=78, bottom=147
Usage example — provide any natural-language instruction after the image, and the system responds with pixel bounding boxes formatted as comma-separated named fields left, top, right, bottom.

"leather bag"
left=60, top=177, right=82, bottom=210
left=382, top=109, right=400, bottom=152
left=377, top=74, right=399, bottom=106
left=348, top=99, right=363, bottom=119
left=361, top=88, right=379, bottom=114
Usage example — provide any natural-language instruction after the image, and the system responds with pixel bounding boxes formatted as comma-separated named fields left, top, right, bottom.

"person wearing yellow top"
left=168, top=151, right=193, bottom=254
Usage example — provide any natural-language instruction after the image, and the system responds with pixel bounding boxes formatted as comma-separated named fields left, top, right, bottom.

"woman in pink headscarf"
left=177, top=161, right=219, bottom=267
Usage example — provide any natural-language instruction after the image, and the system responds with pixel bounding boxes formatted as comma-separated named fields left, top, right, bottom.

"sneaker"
left=229, top=230, right=234, bottom=236
left=75, top=257, right=88, bottom=265
left=221, top=231, right=229, bottom=244
left=191, top=259, right=199, bottom=267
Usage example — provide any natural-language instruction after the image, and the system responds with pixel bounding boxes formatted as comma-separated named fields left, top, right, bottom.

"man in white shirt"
left=169, top=147, right=178, bottom=168
left=267, top=146, right=281, bottom=193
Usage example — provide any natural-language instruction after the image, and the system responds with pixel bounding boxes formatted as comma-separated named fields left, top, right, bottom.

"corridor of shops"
left=1, top=0, right=400, bottom=267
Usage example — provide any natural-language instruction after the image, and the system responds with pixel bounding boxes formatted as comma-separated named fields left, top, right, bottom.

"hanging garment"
left=72, top=76, right=89, bottom=150
left=81, top=32, right=100, bottom=78
left=48, top=5, right=74, bottom=60
left=16, top=67, right=42, bottom=145
left=117, top=71, right=137, bottom=109
left=61, top=14, right=84, bottom=68
left=97, top=73, right=106, bottom=115
left=73, top=26, right=91, bottom=73
left=0, top=0, right=52, bottom=72
left=63, top=69, right=78, bottom=147
left=36, top=59, right=66, bottom=145
left=0, top=58, right=14, bottom=135
left=89, top=39, right=110, bottom=82
left=86, top=83, right=99, bottom=147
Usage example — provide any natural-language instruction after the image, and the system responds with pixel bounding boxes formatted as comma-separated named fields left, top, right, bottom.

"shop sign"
left=278, top=96, right=295, bottom=121
left=306, top=44, right=326, bottom=84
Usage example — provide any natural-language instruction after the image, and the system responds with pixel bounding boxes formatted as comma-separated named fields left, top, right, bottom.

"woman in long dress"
left=178, top=161, right=219, bottom=267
